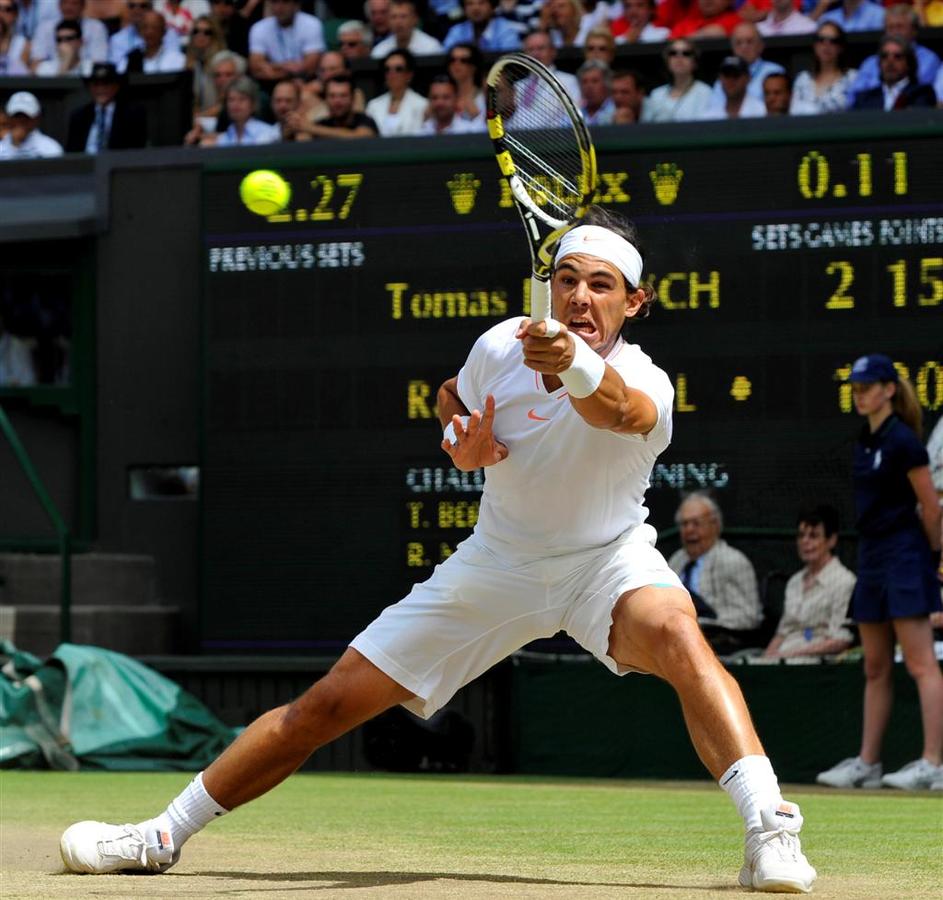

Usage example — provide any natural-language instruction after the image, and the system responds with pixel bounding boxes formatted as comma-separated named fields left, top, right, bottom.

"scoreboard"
left=200, top=122, right=941, bottom=650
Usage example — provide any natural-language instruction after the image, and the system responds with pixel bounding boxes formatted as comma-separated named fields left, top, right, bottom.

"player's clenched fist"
left=441, top=393, right=509, bottom=472
left=516, top=318, right=576, bottom=374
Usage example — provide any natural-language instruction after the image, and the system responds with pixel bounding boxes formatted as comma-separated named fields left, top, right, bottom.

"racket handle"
left=530, top=274, right=560, bottom=338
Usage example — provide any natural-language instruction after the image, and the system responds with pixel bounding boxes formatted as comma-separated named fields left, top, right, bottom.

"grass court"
left=1, top=771, right=940, bottom=899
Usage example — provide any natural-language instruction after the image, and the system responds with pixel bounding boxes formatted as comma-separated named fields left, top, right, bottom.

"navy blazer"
left=65, top=100, right=148, bottom=153
left=852, top=82, right=937, bottom=110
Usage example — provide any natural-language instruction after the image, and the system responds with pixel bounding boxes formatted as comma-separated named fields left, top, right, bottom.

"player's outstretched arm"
left=437, top=378, right=508, bottom=472
left=516, top=319, right=658, bottom=435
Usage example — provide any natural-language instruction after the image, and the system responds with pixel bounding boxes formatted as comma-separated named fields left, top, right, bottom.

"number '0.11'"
left=797, top=151, right=908, bottom=200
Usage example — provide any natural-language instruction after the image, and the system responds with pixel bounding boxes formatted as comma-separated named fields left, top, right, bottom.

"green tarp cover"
left=0, top=642, right=236, bottom=770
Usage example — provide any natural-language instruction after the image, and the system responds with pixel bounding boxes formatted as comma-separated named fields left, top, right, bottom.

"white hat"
left=6, top=91, right=42, bottom=118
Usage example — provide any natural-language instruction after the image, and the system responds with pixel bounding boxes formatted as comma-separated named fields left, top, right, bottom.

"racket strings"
left=493, top=63, right=587, bottom=219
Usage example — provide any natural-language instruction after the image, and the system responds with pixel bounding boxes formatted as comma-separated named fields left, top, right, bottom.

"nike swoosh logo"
left=722, top=769, right=739, bottom=785
left=527, top=408, right=550, bottom=421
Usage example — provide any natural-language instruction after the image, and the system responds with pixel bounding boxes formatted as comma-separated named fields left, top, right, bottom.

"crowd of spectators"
left=0, top=0, right=940, bottom=157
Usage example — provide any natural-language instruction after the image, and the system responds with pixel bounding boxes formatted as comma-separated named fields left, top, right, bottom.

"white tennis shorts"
left=350, top=523, right=682, bottom=718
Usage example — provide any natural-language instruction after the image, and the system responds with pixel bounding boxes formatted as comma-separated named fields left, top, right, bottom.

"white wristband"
left=443, top=416, right=470, bottom=446
left=559, top=336, right=606, bottom=399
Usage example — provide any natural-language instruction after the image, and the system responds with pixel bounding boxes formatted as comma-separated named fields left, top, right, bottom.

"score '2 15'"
left=797, top=150, right=908, bottom=199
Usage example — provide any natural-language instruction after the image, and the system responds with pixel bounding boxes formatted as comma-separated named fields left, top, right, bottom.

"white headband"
left=553, top=225, right=643, bottom=288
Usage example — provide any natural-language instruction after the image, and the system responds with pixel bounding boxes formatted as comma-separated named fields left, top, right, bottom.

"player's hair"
left=796, top=504, right=840, bottom=538
left=677, top=491, right=723, bottom=530
left=892, top=375, right=923, bottom=437
left=580, top=205, right=657, bottom=319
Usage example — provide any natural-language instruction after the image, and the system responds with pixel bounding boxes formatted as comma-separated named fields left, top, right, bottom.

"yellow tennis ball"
left=239, top=170, right=291, bottom=216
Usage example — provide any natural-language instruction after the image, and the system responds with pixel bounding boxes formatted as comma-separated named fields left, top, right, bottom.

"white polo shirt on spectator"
left=371, top=30, right=444, bottom=58
left=216, top=118, right=280, bottom=146
left=118, top=46, right=188, bottom=73
left=0, top=129, right=64, bottom=159
left=249, top=12, right=325, bottom=63
left=109, top=24, right=181, bottom=67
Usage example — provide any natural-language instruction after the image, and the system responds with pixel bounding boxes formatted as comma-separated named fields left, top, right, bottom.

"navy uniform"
left=850, top=357, right=941, bottom=622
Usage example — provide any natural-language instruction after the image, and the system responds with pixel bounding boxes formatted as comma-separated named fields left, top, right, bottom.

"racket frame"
left=486, top=52, right=598, bottom=333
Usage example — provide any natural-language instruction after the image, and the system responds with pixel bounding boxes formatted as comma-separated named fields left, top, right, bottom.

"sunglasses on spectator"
left=448, top=55, right=473, bottom=63
left=879, top=50, right=905, bottom=59
left=385, top=64, right=407, bottom=72
left=667, top=48, right=694, bottom=57
left=127, top=1, right=152, bottom=7
left=193, top=27, right=214, bottom=35
left=814, top=34, right=841, bottom=44
left=57, top=33, right=80, bottom=41
left=340, top=39, right=362, bottom=46
left=212, top=0, right=234, bottom=5
left=0, top=4, right=18, bottom=11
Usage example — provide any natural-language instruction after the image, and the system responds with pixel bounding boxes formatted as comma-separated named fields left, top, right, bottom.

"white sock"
left=719, top=755, right=783, bottom=832
left=141, top=772, right=229, bottom=852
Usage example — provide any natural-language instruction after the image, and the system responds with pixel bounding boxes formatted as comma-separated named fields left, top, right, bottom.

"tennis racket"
left=486, top=53, right=597, bottom=338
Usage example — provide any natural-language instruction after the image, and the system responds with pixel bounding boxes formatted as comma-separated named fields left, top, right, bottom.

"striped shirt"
left=668, top=539, right=762, bottom=631
left=776, top=556, right=856, bottom=656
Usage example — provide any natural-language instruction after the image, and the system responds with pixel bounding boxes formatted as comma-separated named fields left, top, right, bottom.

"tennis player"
left=60, top=207, right=816, bottom=894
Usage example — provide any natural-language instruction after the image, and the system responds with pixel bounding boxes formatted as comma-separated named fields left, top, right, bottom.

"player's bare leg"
left=204, top=648, right=414, bottom=808
left=608, top=586, right=816, bottom=893
left=60, top=649, right=413, bottom=874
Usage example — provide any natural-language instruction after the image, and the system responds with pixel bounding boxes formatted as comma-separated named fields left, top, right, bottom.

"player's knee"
left=651, top=610, right=712, bottom=678
left=278, top=674, right=351, bottom=746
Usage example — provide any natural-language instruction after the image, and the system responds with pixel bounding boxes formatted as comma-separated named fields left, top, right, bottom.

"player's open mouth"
left=568, top=318, right=595, bottom=336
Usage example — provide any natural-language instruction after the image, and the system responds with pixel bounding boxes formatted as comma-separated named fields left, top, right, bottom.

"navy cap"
left=847, top=353, right=898, bottom=384
left=85, top=62, right=122, bottom=83
left=718, top=55, right=749, bottom=76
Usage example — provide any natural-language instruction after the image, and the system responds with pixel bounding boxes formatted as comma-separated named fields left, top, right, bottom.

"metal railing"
left=0, top=405, right=71, bottom=643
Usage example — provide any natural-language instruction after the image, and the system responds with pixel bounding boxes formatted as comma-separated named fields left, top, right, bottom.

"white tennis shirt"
left=456, top=317, right=673, bottom=560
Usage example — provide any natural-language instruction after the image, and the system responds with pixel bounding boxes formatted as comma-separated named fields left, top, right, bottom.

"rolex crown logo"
left=649, top=163, right=683, bottom=206
left=447, top=173, right=481, bottom=215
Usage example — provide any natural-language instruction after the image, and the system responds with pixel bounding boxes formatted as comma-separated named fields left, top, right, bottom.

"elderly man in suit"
left=668, top=491, right=763, bottom=655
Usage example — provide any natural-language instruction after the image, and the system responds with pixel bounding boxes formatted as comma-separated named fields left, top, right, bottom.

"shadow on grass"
left=182, top=870, right=741, bottom=892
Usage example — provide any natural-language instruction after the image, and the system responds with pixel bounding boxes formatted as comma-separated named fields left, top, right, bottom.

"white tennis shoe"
left=739, top=801, right=816, bottom=894
left=881, top=758, right=943, bottom=791
left=815, top=756, right=882, bottom=789
left=60, top=821, right=178, bottom=874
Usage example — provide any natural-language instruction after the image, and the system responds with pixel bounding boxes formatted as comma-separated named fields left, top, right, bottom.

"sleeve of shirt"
left=301, top=18, right=325, bottom=53
left=248, top=20, right=267, bottom=55
left=824, top=566, right=855, bottom=642
left=775, top=572, right=803, bottom=637
left=455, top=330, right=491, bottom=414
left=896, top=425, right=931, bottom=472
left=716, top=545, right=761, bottom=630
left=610, top=354, right=674, bottom=448
left=455, top=321, right=516, bottom=414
